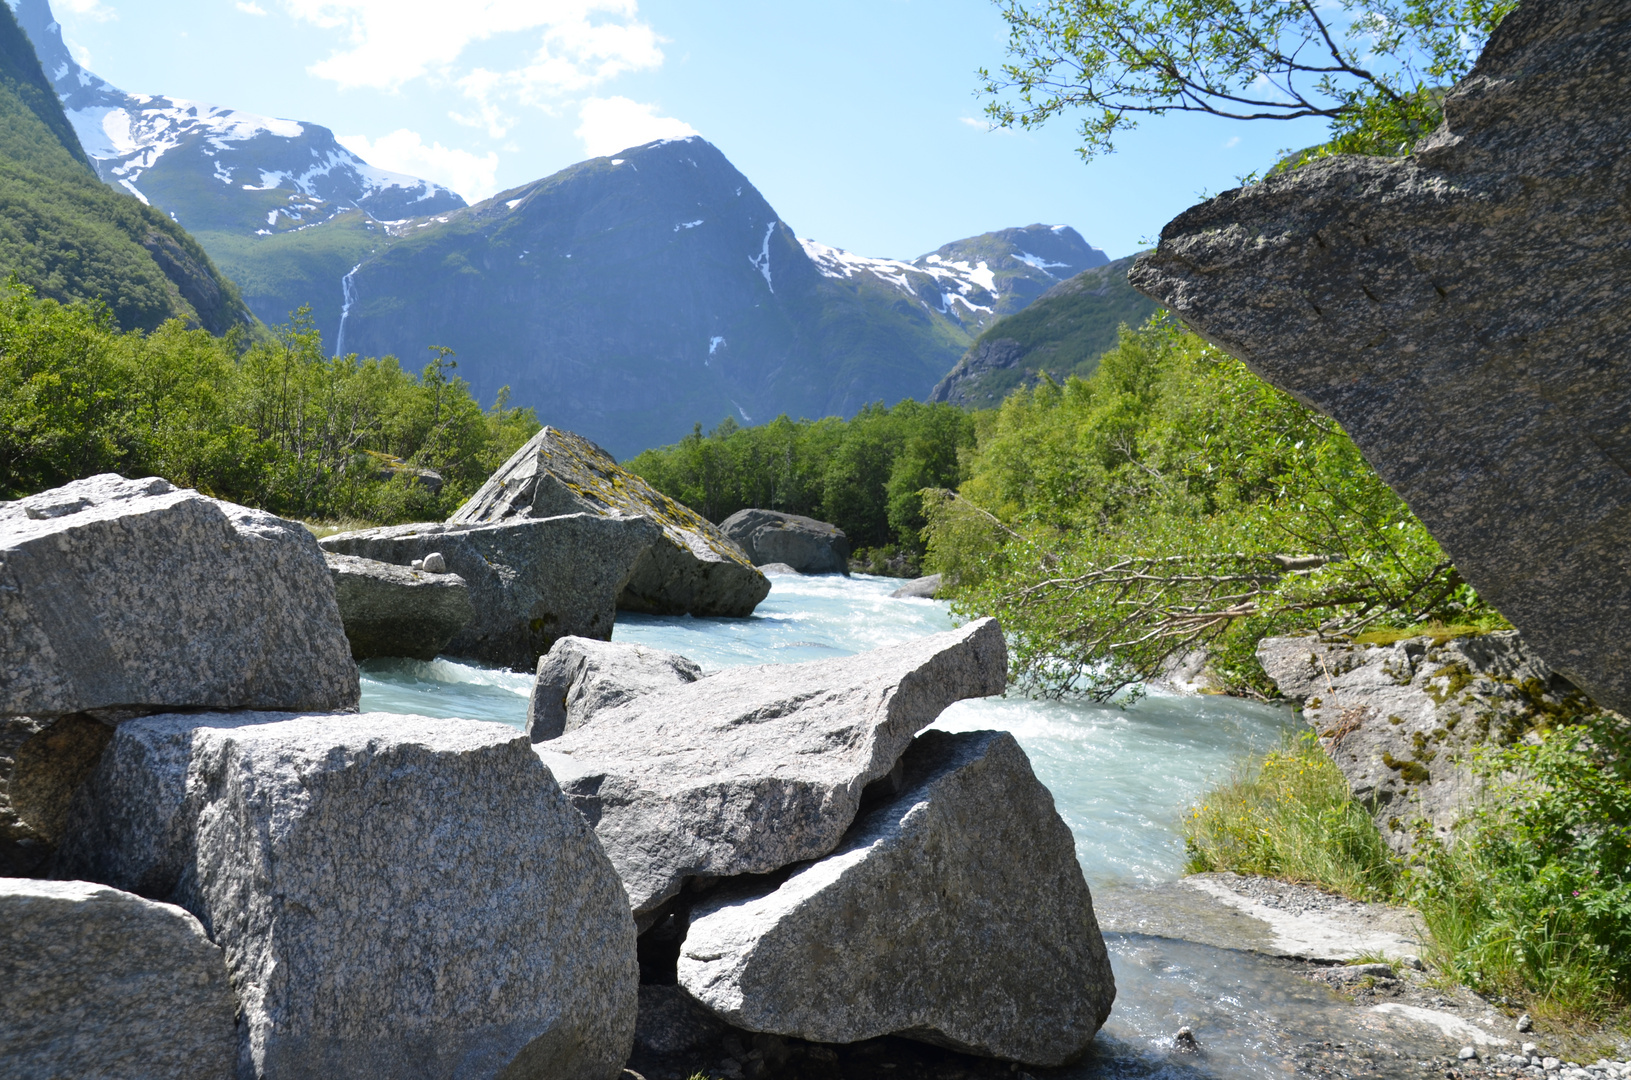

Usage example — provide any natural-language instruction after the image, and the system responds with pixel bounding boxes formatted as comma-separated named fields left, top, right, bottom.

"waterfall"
left=334, top=262, right=362, bottom=357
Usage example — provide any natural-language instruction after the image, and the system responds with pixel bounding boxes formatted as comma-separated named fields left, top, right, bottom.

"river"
left=359, top=573, right=1453, bottom=1079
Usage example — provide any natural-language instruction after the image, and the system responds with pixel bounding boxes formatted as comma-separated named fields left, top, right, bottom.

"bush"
left=0, top=285, right=538, bottom=521
left=1185, top=730, right=1399, bottom=902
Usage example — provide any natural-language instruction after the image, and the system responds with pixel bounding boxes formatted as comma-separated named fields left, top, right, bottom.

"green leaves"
left=925, top=315, right=1490, bottom=699
left=980, top=0, right=1518, bottom=161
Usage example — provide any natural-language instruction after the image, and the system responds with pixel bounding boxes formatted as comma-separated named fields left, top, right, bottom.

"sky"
left=46, top=0, right=1335, bottom=261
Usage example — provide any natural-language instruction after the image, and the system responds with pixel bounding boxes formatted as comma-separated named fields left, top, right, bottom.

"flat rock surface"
left=0, top=878, right=236, bottom=1080
left=1257, top=632, right=1589, bottom=851
left=0, top=473, right=357, bottom=718
left=1182, top=873, right=1425, bottom=963
left=889, top=574, right=941, bottom=599
left=1130, top=1, right=1631, bottom=714
left=537, top=618, right=1007, bottom=921
left=679, top=728, right=1115, bottom=1067
left=451, top=426, right=769, bottom=617
left=325, top=551, right=473, bottom=661
left=321, top=512, right=659, bottom=670
left=56, top=711, right=638, bottom=1080
left=529, top=636, right=703, bottom=742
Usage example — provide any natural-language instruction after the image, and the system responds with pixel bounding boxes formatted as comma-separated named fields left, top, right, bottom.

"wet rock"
left=0, top=473, right=357, bottom=719
left=757, top=562, right=800, bottom=576
left=55, top=711, right=638, bottom=1080
left=1257, top=631, right=1591, bottom=852
left=324, top=552, right=473, bottom=661
left=529, top=636, right=703, bottom=742
left=678, top=729, right=1114, bottom=1067
left=0, top=878, right=236, bottom=1080
left=321, top=512, right=660, bottom=671
left=451, top=426, right=769, bottom=617
left=889, top=574, right=942, bottom=599
left=537, top=618, right=1008, bottom=922
left=719, top=509, right=849, bottom=575
left=1129, top=2, right=1631, bottom=714
left=1174, top=1027, right=1200, bottom=1053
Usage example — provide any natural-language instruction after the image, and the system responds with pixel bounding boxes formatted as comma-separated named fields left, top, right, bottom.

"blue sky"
left=48, top=0, right=1334, bottom=260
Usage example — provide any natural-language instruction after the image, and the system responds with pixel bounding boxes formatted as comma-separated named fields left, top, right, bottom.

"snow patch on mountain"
left=798, top=237, right=998, bottom=317
left=1012, top=250, right=1070, bottom=276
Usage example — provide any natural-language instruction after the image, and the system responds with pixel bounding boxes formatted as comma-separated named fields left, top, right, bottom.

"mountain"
left=334, top=136, right=1106, bottom=457
left=11, top=0, right=463, bottom=331
left=914, top=224, right=1108, bottom=317
left=927, top=255, right=1161, bottom=409
left=0, top=0, right=248, bottom=331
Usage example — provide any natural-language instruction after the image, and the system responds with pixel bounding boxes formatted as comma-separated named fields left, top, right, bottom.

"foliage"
left=923, top=315, right=1491, bottom=699
left=622, top=400, right=978, bottom=560
left=0, top=284, right=537, bottom=521
left=979, top=0, right=1519, bottom=160
left=1185, top=730, right=1399, bottom=901
left=1409, top=718, right=1631, bottom=1015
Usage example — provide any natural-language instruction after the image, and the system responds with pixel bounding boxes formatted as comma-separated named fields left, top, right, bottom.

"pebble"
left=1461, top=1047, right=1479, bottom=1060
left=1517, top=1013, right=1534, bottom=1033
left=422, top=551, right=447, bottom=573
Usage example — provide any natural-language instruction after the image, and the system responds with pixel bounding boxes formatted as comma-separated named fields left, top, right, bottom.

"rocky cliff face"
left=1130, top=0, right=1631, bottom=715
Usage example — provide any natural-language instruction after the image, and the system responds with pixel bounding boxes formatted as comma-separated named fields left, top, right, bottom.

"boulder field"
left=451, top=426, right=770, bottom=618
left=1, top=470, right=1115, bottom=1075
left=1130, top=0, right=1631, bottom=715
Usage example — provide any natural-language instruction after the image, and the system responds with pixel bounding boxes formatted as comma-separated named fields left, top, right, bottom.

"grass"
left=1183, top=729, right=1398, bottom=901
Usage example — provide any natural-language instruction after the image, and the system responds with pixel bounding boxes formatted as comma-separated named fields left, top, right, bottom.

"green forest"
left=0, top=285, right=537, bottom=521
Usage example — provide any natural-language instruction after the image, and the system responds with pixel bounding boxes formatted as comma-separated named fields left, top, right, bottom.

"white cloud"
left=237, top=2, right=268, bottom=14
left=1224, top=135, right=1241, bottom=148
left=338, top=129, right=501, bottom=202
left=285, top=1, right=663, bottom=98
left=55, top=0, right=116, bottom=21
left=574, top=96, right=696, bottom=158
left=958, top=116, right=985, bottom=129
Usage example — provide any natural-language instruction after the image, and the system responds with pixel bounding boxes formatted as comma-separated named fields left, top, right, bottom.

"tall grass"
left=1183, top=730, right=1398, bottom=901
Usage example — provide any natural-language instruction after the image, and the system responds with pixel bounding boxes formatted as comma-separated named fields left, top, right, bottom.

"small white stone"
left=1460, top=1047, right=1478, bottom=1060
left=422, top=552, right=447, bottom=574
left=410, top=558, right=424, bottom=570
left=1545, top=1058, right=1561, bottom=1071
left=1525, top=1043, right=1540, bottom=1056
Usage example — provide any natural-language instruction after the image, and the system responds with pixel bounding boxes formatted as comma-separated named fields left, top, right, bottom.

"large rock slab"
left=0, top=473, right=357, bottom=719
left=55, top=711, right=638, bottom=1080
left=678, top=728, right=1114, bottom=1066
left=537, top=618, right=1008, bottom=922
left=719, top=509, right=849, bottom=575
left=451, top=426, right=770, bottom=617
left=1129, top=1, right=1631, bottom=714
left=1257, top=632, right=1594, bottom=852
left=321, top=512, right=660, bottom=670
left=325, top=551, right=473, bottom=660
left=0, top=878, right=236, bottom=1080
left=529, top=636, right=703, bottom=742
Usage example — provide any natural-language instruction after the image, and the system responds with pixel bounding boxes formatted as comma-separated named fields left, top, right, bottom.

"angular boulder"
left=529, top=636, right=704, bottom=742
left=324, top=551, right=474, bottom=660
left=0, top=473, right=357, bottom=719
left=536, top=618, right=1008, bottom=922
left=451, top=426, right=770, bottom=617
left=55, top=711, right=639, bottom=1080
left=679, top=729, right=1114, bottom=1066
left=719, top=509, right=850, bottom=575
left=1257, top=631, right=1594, bottom=852
left=1129, top=2, right=1631, bottom=714
left=321, top=512, right=661, bottom=670
left=0, top=878, right=236, bottom=1080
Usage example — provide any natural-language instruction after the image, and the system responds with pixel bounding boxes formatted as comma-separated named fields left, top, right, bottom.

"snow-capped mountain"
left=335, top=136, right=1113, bottom=456
left=9, top=0, right=465, bottom=237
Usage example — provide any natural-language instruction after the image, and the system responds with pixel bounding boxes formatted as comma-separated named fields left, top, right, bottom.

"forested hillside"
left=0, top=2, right=249, bottom=333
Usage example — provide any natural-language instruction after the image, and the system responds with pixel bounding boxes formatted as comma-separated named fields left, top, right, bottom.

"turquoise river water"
left=360, top=573, right=1448, bottom=1079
